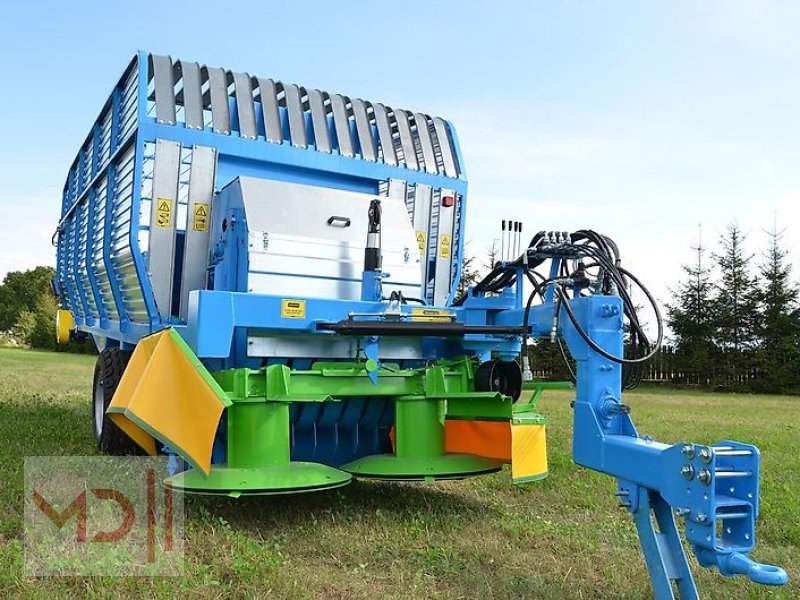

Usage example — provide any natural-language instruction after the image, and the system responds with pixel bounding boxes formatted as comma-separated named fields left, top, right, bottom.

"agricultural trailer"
left=52, top=52, right=788, bottom=599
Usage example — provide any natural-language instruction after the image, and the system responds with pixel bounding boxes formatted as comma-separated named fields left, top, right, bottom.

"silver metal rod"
left=715, top=470, right=752, bottom=478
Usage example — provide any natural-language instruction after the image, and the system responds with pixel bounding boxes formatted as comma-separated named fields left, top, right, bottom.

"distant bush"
left=1, top=266, right=94, bottom=354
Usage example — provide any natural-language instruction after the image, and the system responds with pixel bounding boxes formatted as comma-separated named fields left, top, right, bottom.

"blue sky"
left=0, top=1, right=798, bottom=306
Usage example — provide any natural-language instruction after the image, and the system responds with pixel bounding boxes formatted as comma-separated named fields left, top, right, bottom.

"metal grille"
left=381, top=180, right=460, bottom=305
left=450, top=193, right=464, bottom=288
left=75, top=201, right=97, bottom=320
left=145, top=54, right=462, bottom=178
left=91, top=175, right=118, bottom=320
left=61, top=218, right=82, bottom=319
left=109, top=146, right=148, bottom=323
left=119, top=67, right=138, bottom=141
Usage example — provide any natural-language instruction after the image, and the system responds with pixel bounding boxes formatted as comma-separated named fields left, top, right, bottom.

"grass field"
left=0, top=346, right=797, bottom=599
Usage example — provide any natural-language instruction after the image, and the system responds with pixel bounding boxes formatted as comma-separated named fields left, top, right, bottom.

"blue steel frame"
left=56, top=51, right=469, bottom=350
left=177, top=278, right=787, bottom=597
left=499, top=296, right=787, bottom=597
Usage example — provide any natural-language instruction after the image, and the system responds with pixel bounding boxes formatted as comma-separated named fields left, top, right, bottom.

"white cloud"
left=694, top=1, right=800, bottom=56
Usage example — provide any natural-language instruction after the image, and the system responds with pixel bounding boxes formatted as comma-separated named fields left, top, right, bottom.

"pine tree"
left=666, top=230, right=717, bottom=384
left=455, top=242, right=480, bottom=296
left=756, top=225, right=800, bottom=392
left=712, top=223, right=760, bottom=386
left=484, top=239, right=500, bottom=271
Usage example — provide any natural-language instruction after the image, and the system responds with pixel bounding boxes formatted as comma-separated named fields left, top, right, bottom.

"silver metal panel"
left=247, top=335, right=423, bottom=360
left=247, top=266, right=421, bottom=302
left=330, top=94, right=354, bottom=157
left=432, top=117, right=458, bottom=178
left=373, top=103, right=397, bottom=165
left=179, top=146, right=217, bottom=319
left=148, top=140, right=181, bottom=318
left=179, top=61, right=204, bottom=130
left=414, top=113, right=438, bottom=174
left=152, top=55, right=176, bottom=125
left=352, top=99, right=376, bottom=162
left=257, top=77, right=282, bottom=143
left=394, top=110, right=418, bottom=170
left=207, top=67, right=231, bottom=134
left=412, top=184, right=433, bottom=291
left=308, top=89, right=331, bottom=153
left=387, top=179, right=406, bottom=201
left=433, top=189, right=457, bottom=305
left=284, top=84, right=307, bottom=148
left=232, top=72, right=257, bottom=139
left=224, top=177, right=421, bottom=302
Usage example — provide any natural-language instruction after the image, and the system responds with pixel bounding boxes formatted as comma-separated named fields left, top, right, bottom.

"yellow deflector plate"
left=106, top=328, right=231, bottom=475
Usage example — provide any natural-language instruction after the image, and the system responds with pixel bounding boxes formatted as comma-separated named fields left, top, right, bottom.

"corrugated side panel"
left=56, top=55, right=140, bottom=327
left=91, top=175, right=119, bottom=321
left=109, top=146, right=149, bottom=323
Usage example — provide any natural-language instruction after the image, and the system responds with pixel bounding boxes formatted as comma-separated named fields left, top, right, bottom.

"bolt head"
left=698, top=446, right=713, bottom=464
left=681, top=464, right=695, bottom=480
left=681, top=443, right=696, bottom=459
left=698, top=467, right=712, bottom=485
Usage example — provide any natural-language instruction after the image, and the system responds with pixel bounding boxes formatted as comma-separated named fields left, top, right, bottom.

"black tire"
left=92, top=348, right=141, bottom=455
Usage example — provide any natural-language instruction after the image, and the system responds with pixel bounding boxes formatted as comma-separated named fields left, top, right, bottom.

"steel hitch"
left=616, top=440, right=788, bottom=599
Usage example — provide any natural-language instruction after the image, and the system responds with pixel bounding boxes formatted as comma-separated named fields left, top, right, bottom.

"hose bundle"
left=454, top=229, right=663, bottom=389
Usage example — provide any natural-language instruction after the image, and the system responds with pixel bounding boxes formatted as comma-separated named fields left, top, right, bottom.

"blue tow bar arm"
left=515, top=294, right=789, bottom=599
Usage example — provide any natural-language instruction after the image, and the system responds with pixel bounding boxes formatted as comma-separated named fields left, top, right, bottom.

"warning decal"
left=192, top=203, right=210, bottom=232
left=415, top=230, right=426, bottom=253
left=439, top=234, right=451, bottom=258
left=155, top=198, right=173, bottom=228
left=281, top=299, right=306, bottom=319
left=411, top=308, right=453, bottom=322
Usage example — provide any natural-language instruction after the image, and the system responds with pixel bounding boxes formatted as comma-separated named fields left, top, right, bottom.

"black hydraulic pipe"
left=317, top=320, right=525, bottom=337
left=364, top=199, right=382, bottom=271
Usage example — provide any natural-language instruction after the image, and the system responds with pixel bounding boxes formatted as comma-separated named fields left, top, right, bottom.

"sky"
left=0, top=1, right=798, bottom=310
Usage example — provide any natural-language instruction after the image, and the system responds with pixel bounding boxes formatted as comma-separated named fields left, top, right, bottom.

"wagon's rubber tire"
left=92, top=348, right=141, bottom=455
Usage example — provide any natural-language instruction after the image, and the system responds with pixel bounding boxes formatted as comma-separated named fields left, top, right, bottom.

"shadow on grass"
left=189, top=477, right=492, bottom=529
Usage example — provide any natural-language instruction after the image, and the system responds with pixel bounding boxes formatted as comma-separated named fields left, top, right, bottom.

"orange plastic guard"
left=445, top=419, right=548, bottom=483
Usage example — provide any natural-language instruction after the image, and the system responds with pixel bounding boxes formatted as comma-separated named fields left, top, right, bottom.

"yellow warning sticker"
left=192, top=203, right=210, bottom=232
left=439, top=234, right=451, bottom=258
left=155, top=198, right=173, bottom=228
left=281, top=299, right=306, bottom=319
left=411, top=307, right=453, bottom=322
left=415, top=230, right=426, bottom=253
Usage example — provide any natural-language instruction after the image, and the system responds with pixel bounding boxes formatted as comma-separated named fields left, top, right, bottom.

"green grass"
left=0, top=346, right=797, bottom=599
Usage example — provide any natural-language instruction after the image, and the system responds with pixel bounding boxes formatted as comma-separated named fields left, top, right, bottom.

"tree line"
left=665, top=223, right=799, bottom=393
